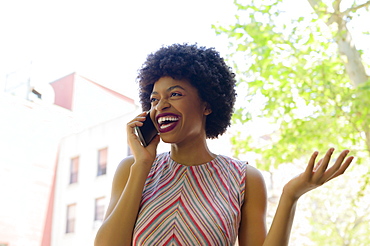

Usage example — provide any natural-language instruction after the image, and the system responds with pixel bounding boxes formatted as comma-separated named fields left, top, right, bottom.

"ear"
left=203, top=102, right=212, bottom=116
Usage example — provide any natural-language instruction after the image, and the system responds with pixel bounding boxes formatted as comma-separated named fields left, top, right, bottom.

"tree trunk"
left=307, top=0, right=370, bottom=159
left=307, top=0, right=369, bottom=87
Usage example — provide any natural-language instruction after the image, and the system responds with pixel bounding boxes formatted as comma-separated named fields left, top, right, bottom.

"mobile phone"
left=135, top=112, right=158, bottom=147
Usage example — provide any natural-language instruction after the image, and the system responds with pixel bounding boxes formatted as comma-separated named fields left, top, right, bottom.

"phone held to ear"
left=135, top=112, right=158, bottom=147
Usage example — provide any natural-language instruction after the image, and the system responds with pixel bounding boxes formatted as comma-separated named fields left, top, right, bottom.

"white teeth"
left=160, top=123, right=172, bottom=129
left=158, top=116, right=179, bottom=125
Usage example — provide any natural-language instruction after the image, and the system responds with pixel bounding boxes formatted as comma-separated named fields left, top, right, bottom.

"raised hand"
left=126, top=111, right=160, bottom=166
left=283, top=148, right=354, bottom=201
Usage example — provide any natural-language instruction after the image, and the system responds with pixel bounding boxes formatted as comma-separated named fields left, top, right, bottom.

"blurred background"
left=0, top=0, right=369, bottom=245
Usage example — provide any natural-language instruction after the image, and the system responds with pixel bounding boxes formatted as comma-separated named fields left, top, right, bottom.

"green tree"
left=214, top=0, right=370, bottom=166
left=213, top=0, right=370, bottom=244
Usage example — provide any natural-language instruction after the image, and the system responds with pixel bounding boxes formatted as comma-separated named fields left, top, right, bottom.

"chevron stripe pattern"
left=133, top=152, right=247, bottom=246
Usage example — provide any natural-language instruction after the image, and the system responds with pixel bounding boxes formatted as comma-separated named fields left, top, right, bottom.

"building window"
left=95, top=197, right=105, bottom=221
left=70, top=157, right=79, bottom=184
left=97, top=148, right=107, bottom=176
left=66, top=204, right=76, bottom=233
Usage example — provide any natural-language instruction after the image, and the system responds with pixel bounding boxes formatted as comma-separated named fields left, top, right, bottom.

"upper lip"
left=155, top=113, right=180, bottom=124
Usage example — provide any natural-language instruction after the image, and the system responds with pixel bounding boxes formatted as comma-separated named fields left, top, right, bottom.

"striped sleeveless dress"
left=132, top=152, right=247, bottom=246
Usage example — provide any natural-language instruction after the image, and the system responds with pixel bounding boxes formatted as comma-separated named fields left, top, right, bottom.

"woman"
left=94, top=43, right=354, bottom=246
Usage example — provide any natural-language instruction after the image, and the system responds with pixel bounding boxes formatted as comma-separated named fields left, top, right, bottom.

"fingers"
left=127, top=111, right=148, bottom=131
left=328, top=149, right=349, bottom=170
left=327, top=155, right=354, bottom=182
left=315, top=148, right=334, bottom=175
left=312, top=148, right=354, bottom=184
left=313, top=158, right=323, bottom=172
left=304, top=151, right=318, bottom=179
left=320, top=149, right=349, bottom=180
left=126, top=112, right=150, bottom=150
left=285, top=149, right=354, bottom=200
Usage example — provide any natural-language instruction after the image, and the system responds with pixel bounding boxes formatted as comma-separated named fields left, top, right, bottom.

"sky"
left=0, top=0, right=237, bottom=102
left=1, top=0, right=369, bottom=103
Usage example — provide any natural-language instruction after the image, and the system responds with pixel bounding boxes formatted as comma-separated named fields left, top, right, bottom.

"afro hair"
left=137, top=43, right=236, bottom=139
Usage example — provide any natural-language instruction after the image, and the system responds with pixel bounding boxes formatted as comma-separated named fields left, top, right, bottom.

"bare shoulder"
left=246, top=164, right=266, bottom=185
left=245, top=164, right=267, bottom=202
left=116, top=155, right=135, bottom=172
left=104, top=156, right=135, bottom=220
left=112, top=155, right=135, bottom=184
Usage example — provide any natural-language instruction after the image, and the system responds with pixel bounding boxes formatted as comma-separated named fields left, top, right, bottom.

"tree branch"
left=307, top=0, right=329, bottom=16
left=332, top=0, right=341, bottom=13
left=342, top=0, right=370, bottom=17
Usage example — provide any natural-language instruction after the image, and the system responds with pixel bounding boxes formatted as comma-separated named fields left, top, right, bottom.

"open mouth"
left=157, top=114, right=180, bottom=133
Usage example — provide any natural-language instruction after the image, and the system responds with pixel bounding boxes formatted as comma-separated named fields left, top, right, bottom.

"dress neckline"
left=166, top=152, right=220, bottom=167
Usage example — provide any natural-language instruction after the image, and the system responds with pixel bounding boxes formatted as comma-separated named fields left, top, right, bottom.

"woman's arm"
left=263, top=148, right=353, bottom=245
left=94, top=112, right=160, bottom=246
left=239, top=148, right=354, bottom=246
left=94, top=157, right=147, bottom=246
left=238, top=165, right=268, bottom=246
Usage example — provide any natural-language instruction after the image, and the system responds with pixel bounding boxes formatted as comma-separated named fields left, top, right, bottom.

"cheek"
left=183, top=110, right=206, bottom=128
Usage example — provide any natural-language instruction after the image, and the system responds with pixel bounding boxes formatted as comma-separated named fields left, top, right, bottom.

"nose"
left=155, top=98, right=171, bottom=111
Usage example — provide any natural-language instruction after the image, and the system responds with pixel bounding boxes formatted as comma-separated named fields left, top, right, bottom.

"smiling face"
left=149, top=77, right=211, bottom=145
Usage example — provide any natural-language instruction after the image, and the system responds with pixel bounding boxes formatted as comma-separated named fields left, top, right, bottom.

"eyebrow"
left=151, top=85, right=186, bottom=95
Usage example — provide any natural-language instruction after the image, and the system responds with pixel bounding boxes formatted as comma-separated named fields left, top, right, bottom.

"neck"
left=170, top=136, right=216, bottom=166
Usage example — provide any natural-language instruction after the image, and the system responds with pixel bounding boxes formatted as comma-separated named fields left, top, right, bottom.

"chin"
left=159, top=135, right=173, bottom=143
left=159, top=135, right=180, bottom=144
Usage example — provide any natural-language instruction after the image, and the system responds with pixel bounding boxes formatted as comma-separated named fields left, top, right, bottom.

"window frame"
left=69, top=156, right=79, bottom=184
left=97, top=148, right=108, bottom=176
left=66, top=203, right=76, bottom=233
left=94, top=197, right=106, bottom=222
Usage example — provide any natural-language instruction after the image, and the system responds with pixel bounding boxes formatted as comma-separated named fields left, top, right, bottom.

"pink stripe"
left=189, top=167, right=230, bottom=239
left=133, top=152, right=246, bottom=245
left=179, top=198, right=212, bottom=245
left=133, top=198, right=178, bottom=245
left=142, top=163, right=182, bottom=204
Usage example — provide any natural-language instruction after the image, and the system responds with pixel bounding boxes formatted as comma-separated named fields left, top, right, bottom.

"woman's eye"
left=150, top=98, right=158, bottom=103
left=171, top=92, right=182, bottom=97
